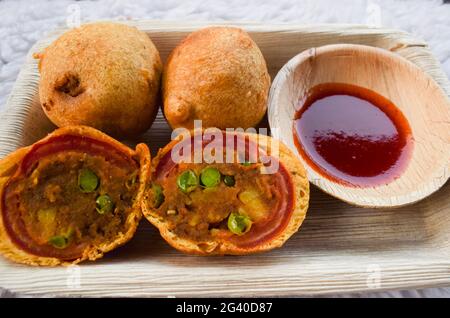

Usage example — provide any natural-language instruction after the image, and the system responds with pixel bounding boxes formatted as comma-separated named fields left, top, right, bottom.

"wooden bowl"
left=268, top=44, right=450, bottom=208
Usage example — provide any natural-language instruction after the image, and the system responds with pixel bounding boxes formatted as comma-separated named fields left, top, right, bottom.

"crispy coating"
left=163, top=27, right=270, bottom=130
left=142, top=132, right=309, bottom=255
left=0, top=126, right=151, bottom=266
left=36, top=22, right=162, bottom=138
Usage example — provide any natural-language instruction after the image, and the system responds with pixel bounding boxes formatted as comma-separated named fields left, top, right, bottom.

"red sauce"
left=293, top=83, right=413, bottom=187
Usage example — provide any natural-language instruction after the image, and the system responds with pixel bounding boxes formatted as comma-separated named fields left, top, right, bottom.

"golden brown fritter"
left=142, top=131, right=309, bottom=255
left=163, top=27, right=270, bottom=130
left=36, top=22, right=162, bottom=138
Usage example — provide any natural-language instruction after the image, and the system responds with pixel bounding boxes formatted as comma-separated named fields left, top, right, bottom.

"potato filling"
left=149, top=161, right=282, bottom=242
left=5, top=151, right=139, bottom=251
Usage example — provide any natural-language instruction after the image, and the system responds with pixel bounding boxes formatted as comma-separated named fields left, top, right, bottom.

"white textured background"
left=0, top=0, right=449, bottom=298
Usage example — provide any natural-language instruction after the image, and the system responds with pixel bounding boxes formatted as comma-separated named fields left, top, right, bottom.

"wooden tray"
left=0, top=21, right=449, bottom=297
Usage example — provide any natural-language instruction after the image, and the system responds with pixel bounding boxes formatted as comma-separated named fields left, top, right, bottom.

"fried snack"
left=142, top=130, right=309, bottom=255
left=0, top=126, right=151, bottom=266
left=163, top=27, right=270, bottom=130
left=36, top=22, right=162, bottom=138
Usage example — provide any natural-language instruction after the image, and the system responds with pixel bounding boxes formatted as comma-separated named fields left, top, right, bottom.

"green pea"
left=152, top=184, right=165, bottom=208
left=227, top=212, right=252, bottom=236
left=241, top=161, right=252, bottom=167
left=223, top=175, right=235, bottom=187
left=200, top=167, right=221, bottom=188
left=78, top=168, right=99, bottom=193
left=48, top=235, right=70, bottom=249
left=177, top=170, right=198, bottom=193
left=96, top=194, right=114, bottom=214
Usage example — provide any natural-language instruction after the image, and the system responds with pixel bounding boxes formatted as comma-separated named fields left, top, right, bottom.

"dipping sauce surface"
left=293, top=83, right=413, bottom=187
